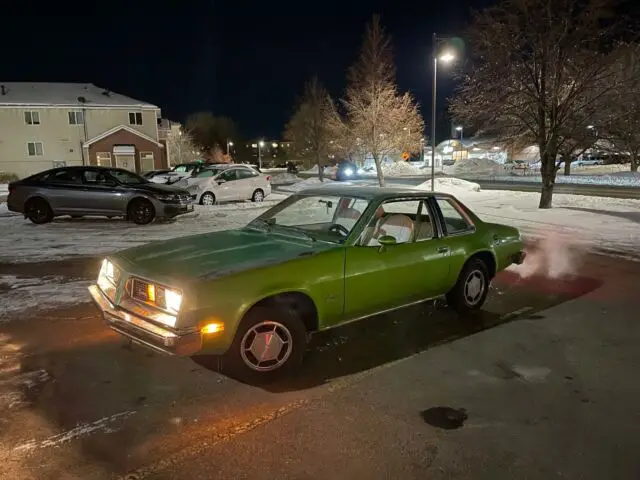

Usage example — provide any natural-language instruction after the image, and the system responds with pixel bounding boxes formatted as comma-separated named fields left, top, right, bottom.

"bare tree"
left=166, top=129, right=199, bottom=166
left=283, top=76, right=336, bottom=180
left=602, top=43, right=640, bottom=172
left=337, top=15, right=424, bottom=187
left=450, top=0, right=627, bottom=208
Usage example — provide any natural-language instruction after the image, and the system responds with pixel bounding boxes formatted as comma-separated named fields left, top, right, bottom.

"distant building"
left=0, top=82, right=168, bottom=178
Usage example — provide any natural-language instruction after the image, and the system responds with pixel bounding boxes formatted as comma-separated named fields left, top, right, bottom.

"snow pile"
left=278, top=177, right=335, bottom=193
left=486, top=171, right=640, bottom=187
left=446, top=158, right=508, bottom=176
left=381, top=162, right=424, bottom=176
left=413, top=177, right=482, bottom=193
left=269, top=173, right=299, bottom=185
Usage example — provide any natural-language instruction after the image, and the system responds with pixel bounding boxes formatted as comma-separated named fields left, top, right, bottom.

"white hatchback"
left=177, top=165, right=272, bottom=205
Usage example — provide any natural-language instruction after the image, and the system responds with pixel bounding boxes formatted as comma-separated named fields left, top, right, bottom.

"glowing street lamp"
left=226, top=139, right=234, bottom=155
left=455, top=125, right=463, bottom=140
left=258, top=140, right=265, bottom=169
left=431, top=35, right=457, bottom=191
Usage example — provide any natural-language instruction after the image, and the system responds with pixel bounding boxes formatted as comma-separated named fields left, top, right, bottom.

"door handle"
left=437, top=246, right=450, bottom=254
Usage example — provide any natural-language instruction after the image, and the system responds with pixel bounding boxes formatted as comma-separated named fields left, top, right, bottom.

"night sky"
left=3, top=0, right=492, bottom=140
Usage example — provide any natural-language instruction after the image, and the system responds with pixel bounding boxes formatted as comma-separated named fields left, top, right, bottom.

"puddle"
left=420, top=406, right=468, bottom=430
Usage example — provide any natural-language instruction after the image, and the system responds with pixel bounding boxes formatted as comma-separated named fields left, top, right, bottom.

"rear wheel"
left=446, top=258, right=490, bottom=314
left=200, top=192, right=216, bottom=205
left=25, top=198, right=53, bottom=224
left=251, top=189, right=265, bottom=202
left=223, top=306, right=307, bottom=382
left=128, top=199, right=155, bottom=225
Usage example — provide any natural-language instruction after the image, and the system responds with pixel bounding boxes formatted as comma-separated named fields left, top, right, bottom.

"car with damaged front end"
left=88, top=185, right=526, bottom=380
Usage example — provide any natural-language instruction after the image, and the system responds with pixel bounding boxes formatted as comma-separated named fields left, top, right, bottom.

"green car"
left=89, top=185, right=525, bottom=379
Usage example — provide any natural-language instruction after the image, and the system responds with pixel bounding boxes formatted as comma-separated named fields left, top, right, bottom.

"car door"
left=213, top=168, right=240, bottom=201
left=343, top=198, right=452, bottom=320
left=80, top=168, right=124, bottom=214
left=41, top=168, right=86, bottom=213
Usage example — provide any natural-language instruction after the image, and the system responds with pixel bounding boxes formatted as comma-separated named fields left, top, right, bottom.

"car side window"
left=436, top=198, right=473, bottom=235
left=83, top=169, right=113, bottom=185
left=218, top=169, right=238, bottom=182
left=46, top=170, right=83, bottom=185
left=237, top=168, right=259, bottom=179
left=360, top=200, right=423, bottom=246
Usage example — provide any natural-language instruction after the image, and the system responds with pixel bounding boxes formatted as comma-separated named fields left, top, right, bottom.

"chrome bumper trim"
left=88, top=285, right=201, bottom=356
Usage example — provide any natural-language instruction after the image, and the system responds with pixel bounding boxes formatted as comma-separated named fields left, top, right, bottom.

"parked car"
left=7, top=166, right=193, bottom=225
left=142, top=168, right=171, bottom=179
left=175, top=164, right=272, bottom=205
left=88, top=185, right=525, bottom=380
left=148, top=162, right=211, bottom=184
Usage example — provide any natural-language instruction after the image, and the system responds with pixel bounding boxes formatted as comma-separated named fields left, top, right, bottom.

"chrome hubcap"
left=254, top=191, right=264, bottom=202
left=240, top=321, right=292, bottom=372
left=464, top=270, right=485, bottom=306
left=202, top=194, right=215, bottom=205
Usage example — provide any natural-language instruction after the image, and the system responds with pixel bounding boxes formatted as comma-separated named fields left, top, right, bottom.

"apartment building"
left=0, top=82, right=168, bottom=178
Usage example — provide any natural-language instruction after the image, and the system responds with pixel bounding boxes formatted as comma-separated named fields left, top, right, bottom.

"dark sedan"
left=7, top=166, right=193, bottom=225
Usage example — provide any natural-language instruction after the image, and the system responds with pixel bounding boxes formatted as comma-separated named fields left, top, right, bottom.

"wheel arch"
left=241, top=290, right=319, bottom=334
left=466, top=250, right=497, bottom=279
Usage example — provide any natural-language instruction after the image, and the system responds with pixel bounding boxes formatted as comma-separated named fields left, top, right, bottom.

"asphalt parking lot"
left=0, top=249, right=638, bottom=479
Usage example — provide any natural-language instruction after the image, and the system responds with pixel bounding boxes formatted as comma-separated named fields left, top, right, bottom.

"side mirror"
left=217, top=178, right=226, bottom=185
left=377, top=235, right=397, bottom=246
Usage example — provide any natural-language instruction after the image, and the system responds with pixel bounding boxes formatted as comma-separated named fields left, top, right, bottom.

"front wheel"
left=128, top=199, right=155, bottom=225
left=200, top=192, right=216, bottom=205
left=223, top=306, right=307, bottom=383
left=25, top=198, right=53, bottom=224
left=446, top=258, right=490, bottom=314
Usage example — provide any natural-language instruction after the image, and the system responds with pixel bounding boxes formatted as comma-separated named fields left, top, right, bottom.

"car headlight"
left=155, top=193, right=178, bottom=202
left=140, top=282, right=183, bottom=314
left=357, top=168, right=364, bottom=174
left=344, top=168, right=353, bottom=176
left=97, top=259, right=119, bottom=301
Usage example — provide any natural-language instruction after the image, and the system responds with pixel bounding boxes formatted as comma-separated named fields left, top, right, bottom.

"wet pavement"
left=0, top=251, right=638, bottom=479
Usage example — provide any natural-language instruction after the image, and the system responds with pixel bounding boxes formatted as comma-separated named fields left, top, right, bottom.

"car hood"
left=111, top=229, right=335, bottom=284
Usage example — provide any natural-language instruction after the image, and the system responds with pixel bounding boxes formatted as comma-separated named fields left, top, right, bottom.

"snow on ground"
left=1, top=176, right=639, bottom=317
left=478, top=171, right=640, bottom=187
left=0, top=276, right=91, bottom=321
left=269, top=172, right=300, bottom=185
left=381, top=162, right=424, bottom=176
left=277, top=177, right=335, bottom=193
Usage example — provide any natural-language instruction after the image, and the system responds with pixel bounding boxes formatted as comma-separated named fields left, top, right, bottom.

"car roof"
left=299, top=184, right=455, bottom=200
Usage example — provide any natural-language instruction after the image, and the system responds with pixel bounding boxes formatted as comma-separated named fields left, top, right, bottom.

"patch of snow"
left=269, top=173, right=299, bottom=185
left=278, top=177, right=335, bottom=193
left=13, top=410, right=136, bottom=454
left=0, top=184, right=8, bottom=194
left=0, top=275, right=92, bottom=321
left=413, top=177, right=482, bottom=193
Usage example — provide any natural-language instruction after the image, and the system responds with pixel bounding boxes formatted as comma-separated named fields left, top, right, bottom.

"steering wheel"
left=328, top=223, right=350, bottom=237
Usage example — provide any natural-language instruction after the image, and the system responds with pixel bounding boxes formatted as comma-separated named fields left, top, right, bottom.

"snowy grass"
left=471, top=171, right=640, bottom=187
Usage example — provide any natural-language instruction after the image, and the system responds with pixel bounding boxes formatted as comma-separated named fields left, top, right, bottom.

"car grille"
left=177, top=193, right=192, bottom=205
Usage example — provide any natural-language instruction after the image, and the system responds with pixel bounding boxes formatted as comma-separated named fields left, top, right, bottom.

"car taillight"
left=265, top=175, right=272, bottom=183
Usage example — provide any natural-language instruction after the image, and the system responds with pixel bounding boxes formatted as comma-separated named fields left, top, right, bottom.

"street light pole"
left=258, top=141, right=265, bottom=169
left=431, top=32, right=437, bottom=192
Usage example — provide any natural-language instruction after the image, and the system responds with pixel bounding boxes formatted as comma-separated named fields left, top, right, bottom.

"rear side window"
left=436, top=198, right=473, bottom=234
left=45, top=170, right=83, bottom=185
left=237, top=168, right=259, bottom=179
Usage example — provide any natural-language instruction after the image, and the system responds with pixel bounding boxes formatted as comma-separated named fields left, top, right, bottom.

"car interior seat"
left=367, top=213, right=414, bottom=246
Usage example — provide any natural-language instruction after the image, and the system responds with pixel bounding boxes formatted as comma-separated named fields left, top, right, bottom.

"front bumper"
left=158, top=203, right=194, bottom=218
left=88, top=285, right=201, bottom=356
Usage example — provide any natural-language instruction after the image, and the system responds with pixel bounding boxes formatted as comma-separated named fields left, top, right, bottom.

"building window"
left=27, top=142, right=44, bottom=156
left=68, top=111, right=84, bottom=125
left=24, top=111, right=40, bottom=125
left=129, top=112, right=143, bottom=125
left=96, top=152, right=112, bottom=167
left=139, top=152, right=155, bottom=172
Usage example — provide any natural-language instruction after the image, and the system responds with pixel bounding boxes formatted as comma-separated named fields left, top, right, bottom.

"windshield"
left=172, top=164, right=197, bottom=173
left=247, top=194, right=370, bottom=243
left=109, top=169, right=148, bottom=185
